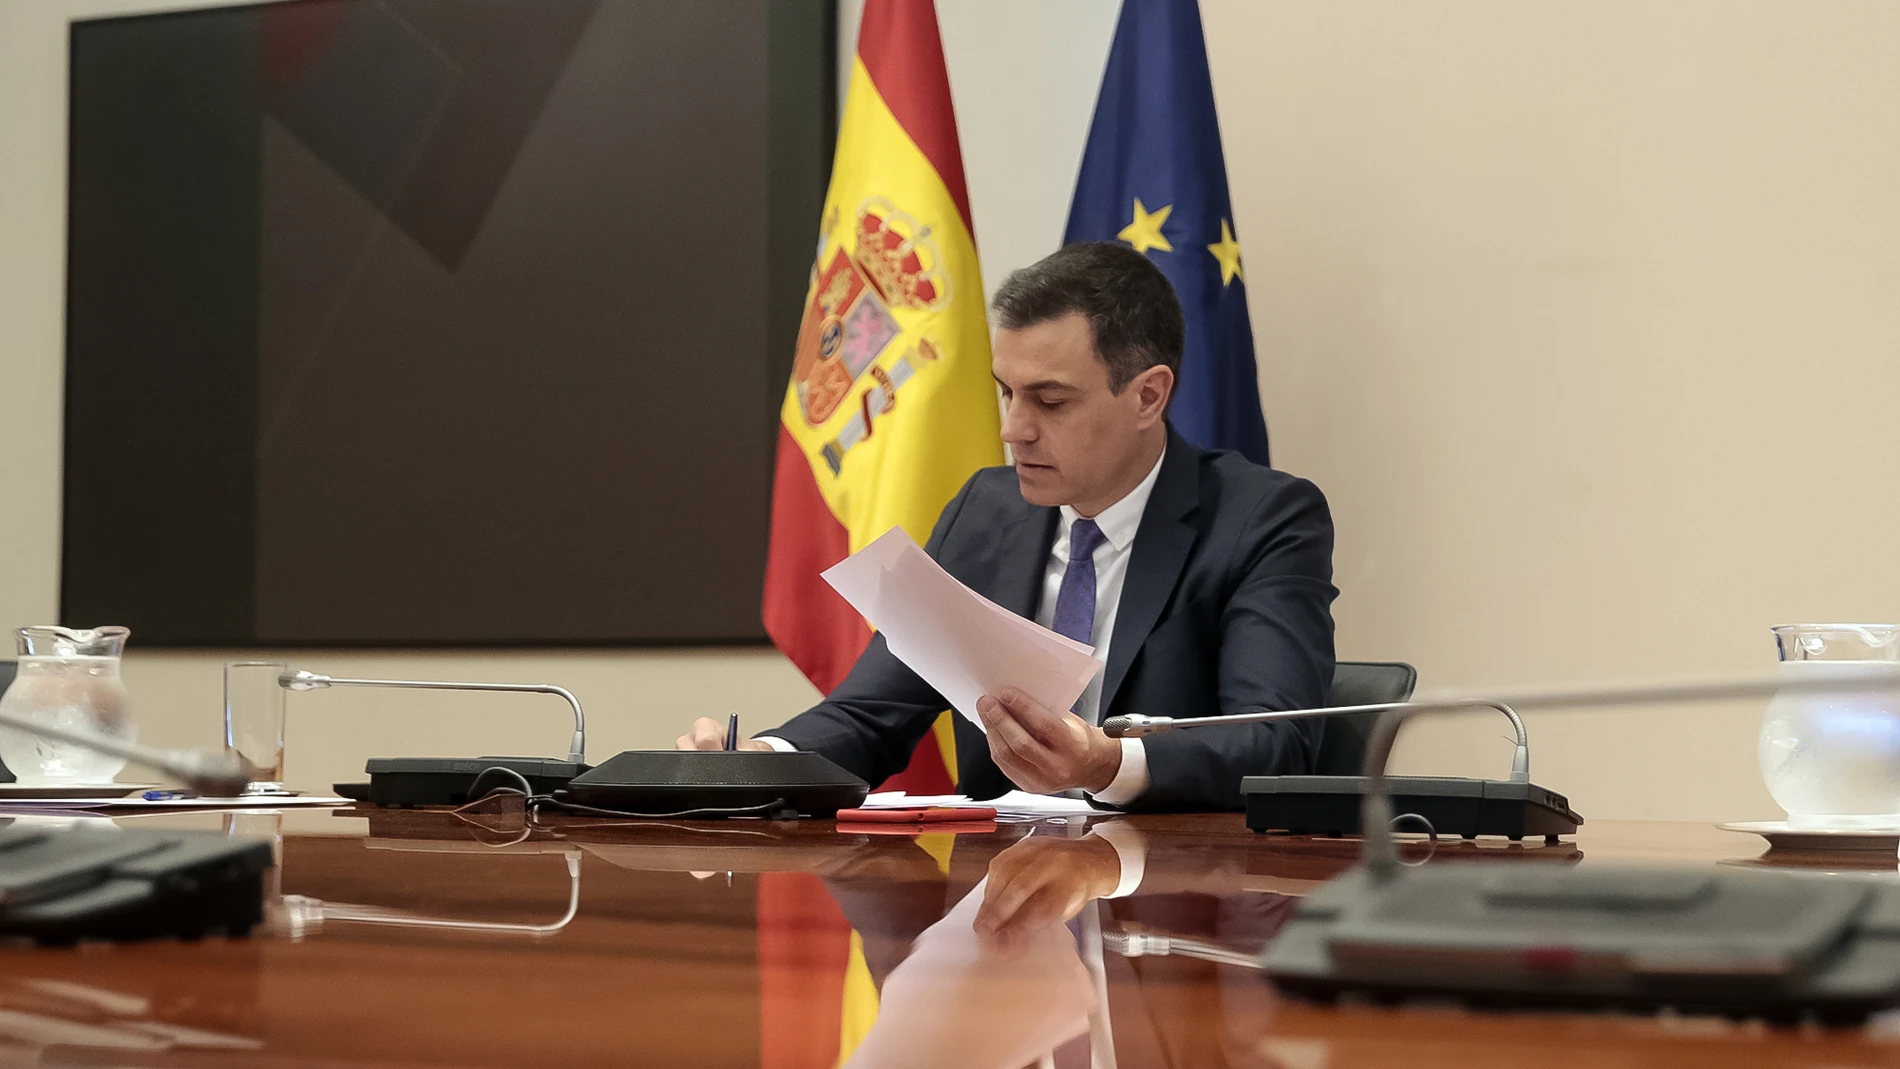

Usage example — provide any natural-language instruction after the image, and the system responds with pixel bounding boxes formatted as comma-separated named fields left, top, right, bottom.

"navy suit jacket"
left=768, top=425, right=1338, bottom=811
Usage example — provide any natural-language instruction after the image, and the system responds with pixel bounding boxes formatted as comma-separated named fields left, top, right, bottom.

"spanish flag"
left=762, top=0, right=1000, bottom=794
left=759, top=4, right=994, bottom=1067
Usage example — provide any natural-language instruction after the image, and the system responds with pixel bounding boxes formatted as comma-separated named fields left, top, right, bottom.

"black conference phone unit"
left=337, top=751, right=868, bottom=818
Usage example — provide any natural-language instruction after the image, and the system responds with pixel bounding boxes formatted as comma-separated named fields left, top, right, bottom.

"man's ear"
left=1129, top=365, right=1174, bottom=429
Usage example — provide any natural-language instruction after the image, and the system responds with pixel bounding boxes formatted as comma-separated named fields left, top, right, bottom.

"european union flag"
left=1065, top=0, right=1270, bottom=466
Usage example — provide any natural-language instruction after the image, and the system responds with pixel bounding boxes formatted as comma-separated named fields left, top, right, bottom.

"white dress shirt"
left=1037, top=447, right=1164, bottom=807
left=761, top=446, right=1166, bottom=806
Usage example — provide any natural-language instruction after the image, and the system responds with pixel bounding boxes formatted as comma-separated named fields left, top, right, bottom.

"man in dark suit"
left=679, top=242, right=1336, bottom=811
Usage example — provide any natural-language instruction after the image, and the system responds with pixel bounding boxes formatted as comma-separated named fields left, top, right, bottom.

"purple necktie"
left=1052, top=518, right=1107, bottom=646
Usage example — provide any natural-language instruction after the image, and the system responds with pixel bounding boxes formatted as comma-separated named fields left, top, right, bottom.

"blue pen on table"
left=142, top=789, right=199, bottom=801
left=724, top=713, right=739, bottom=751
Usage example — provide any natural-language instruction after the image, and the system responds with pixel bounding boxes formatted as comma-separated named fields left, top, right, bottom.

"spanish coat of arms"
left=791, top=198, right=948, bottom=473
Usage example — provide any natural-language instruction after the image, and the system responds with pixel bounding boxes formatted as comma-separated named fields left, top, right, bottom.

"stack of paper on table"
left=821, top=527, right=1102, bottom=731
left=859, top=791, right=1101, bottom=818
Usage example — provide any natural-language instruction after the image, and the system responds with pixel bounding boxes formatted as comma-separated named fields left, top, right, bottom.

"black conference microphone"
left=0, top=706, right=275, bottom=944
left=1101, top=674, right=1899, bottom=841
left=281, top=670, right=586, bottom=762
left=282, top=669, right=869, bottom=816
left=1253, top=671, right=1900, bottom=1023
left=280, top=669, right=591, bottom=806
left=0, top=707, right=252, bottom=796
left=1104, top=697, right=1555, bottom=841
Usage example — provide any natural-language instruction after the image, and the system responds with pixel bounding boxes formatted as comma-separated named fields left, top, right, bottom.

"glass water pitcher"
left=0, top=625, right=135, bottom=783
left=1761, top=624, right=1900, bottom=827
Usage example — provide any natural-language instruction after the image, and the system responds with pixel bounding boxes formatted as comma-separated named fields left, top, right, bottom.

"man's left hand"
left=976, top=686, right=1122, bottom=795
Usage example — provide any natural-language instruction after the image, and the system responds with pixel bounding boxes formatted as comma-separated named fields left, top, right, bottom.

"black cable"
left=466, top=766, right=535, bottom=801
left=544, top=819, right=780, bottom=837
left=530, top=796, right=790, bottom=821
left=462, top=765, right=791, bottom=821
left=455, top=787, right=784, bottom=823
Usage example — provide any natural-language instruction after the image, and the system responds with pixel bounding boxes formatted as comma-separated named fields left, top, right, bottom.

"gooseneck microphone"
left=280, top=670, right=586, bottom=763
left=1101, top=671, right=1900, bottom=785
left=1104, top=699, right=1532, bottom=783
left=1102, top=923, right=1258, bottom=968
left=1342, top=672, right=1895, bottom=877
left=0, top=708, right=253, bottom=796
left=1107, top=672, right=1899, bottom=869
left=277, top=848, right=582, bottom=939
left=1106, top=672, right=1900, bottom=846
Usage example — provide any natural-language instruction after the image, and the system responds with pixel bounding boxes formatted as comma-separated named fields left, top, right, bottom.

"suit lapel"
left=956, top=494, right=1056, bottom=797
left=1099, top=430, right=1202, bottom=714
left=984, top=502, right=1058, bottom=618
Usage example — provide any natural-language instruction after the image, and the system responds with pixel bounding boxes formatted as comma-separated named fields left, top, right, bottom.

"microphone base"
left=1242, top=775, right=1582, bottom=841
left=0, top=824, right=273, bottom=945
left=344, top=756, right=591, bottom=808
left=1264, top=862, right=1896, bottom=1025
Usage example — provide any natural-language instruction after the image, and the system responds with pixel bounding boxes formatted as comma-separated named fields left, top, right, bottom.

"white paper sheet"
left=0, top=794, right=351, bottom=812
left=822, top=527, right=1102, bottom=732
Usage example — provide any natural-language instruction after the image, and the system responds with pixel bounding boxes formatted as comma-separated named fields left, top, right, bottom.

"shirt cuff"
left=1087, top=820, right=1149, bottom=899
left=1088, top=738, right=1149, bottom=807
left=755, top=735, right=797, bottom=753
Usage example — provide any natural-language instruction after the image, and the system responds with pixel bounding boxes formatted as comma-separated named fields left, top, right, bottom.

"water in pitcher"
left=1762, top=625, right=1900, bottom=828
left=0, top=626, right=135, bottom=783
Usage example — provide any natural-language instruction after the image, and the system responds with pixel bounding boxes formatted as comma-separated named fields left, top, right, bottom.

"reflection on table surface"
left=0, top=806, right=1896, bottom=1067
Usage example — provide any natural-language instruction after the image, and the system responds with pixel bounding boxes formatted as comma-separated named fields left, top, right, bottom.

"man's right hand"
left=674, top=717, right=776, bottom=752
left=973, top=835, right=1123, bottom=956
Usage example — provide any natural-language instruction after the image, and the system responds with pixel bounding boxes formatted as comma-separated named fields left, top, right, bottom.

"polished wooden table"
left=5, top=806, right=1900, bottom=1067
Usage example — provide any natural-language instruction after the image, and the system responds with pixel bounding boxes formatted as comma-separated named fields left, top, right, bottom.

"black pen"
left=724, top=713, right=739, bottom=751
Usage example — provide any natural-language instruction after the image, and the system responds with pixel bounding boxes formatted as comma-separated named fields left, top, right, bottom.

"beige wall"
left=9, top=2, right=1898, bottom=818
left=1202, top=0, right=1900, bottom=821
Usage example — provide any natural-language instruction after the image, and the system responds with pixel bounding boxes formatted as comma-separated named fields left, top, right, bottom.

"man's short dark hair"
left=989, top=241, right=1185, bottom=393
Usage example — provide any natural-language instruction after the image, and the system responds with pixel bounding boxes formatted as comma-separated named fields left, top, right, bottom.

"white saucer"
left=0, top=783, right=156, bottom=800
left=1718, top=820, right=1900, bottom=854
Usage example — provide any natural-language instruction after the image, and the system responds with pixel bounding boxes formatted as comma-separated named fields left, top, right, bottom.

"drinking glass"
left=225, top=661, right=287, bottom=794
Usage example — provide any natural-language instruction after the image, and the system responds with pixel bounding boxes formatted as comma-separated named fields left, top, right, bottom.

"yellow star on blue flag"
left=1119, top=198, right=1174, bottom=255
left=1207, top=218, right=1242, bottom=285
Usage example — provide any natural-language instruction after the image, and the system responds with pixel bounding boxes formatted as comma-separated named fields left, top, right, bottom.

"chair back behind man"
left=1312, top=660, right=1418, bottom=776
